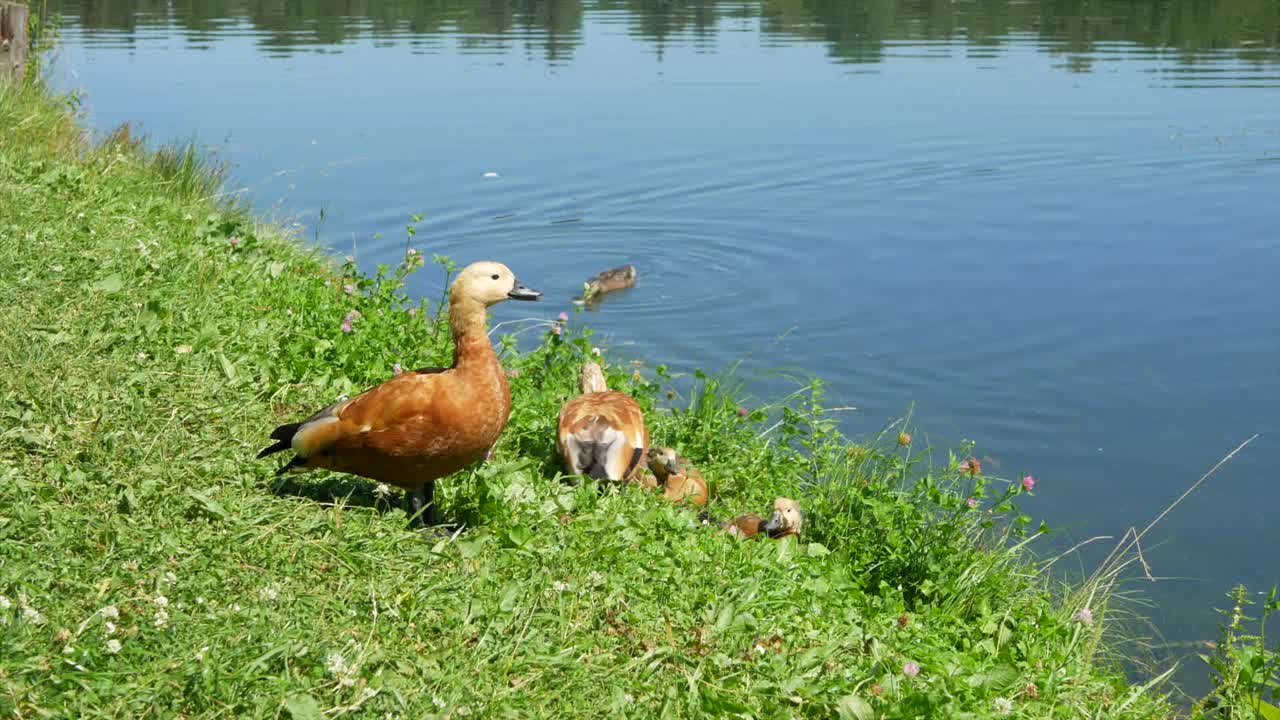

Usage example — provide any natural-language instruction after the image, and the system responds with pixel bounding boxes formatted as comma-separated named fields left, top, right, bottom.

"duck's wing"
left=557, top=392, right=647, bottom=481
left=259, top=368, right=447, bottom=470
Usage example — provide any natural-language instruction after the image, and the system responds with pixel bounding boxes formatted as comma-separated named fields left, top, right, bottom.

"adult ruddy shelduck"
left=647, top=447, right=709, bottom=508
left=556, top=362, right=650, bottom=483
left=258, top=261, right=541, bottom=528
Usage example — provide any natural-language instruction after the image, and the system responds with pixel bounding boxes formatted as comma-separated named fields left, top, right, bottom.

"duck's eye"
left=491, top=274, right=500, bottom=280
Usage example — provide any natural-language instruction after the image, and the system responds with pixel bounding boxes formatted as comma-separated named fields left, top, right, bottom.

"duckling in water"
left=723, top=497, right=803, bottom=539
left=258, top=261, right=541, bottom=529
left=557, top=362, right=649, bottom=484
left=647, top=447, right=709, bottom=508
left=581, top=265, right=637, bottom=302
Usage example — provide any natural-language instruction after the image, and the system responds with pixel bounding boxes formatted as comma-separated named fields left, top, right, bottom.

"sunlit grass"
left=0, top=78, right=1196, bottom=719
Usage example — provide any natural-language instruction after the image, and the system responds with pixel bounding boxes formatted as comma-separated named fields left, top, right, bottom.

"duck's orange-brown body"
left=259, top=261, right=541, bottom=527
left=557, top=363, right=649, bottom=483
left=647, top=447, right=709, bottom=508
left=721, top=513, right=766, bottom=538
left=290, top=335, right=510, bottom=488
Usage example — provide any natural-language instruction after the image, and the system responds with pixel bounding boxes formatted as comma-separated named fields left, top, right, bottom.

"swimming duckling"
left=722, top=497, right=803, bottom=539
left=557, top=362, right=649, bottom=483
left=258, top=261, right=541, bottom=529
left=647, top=447, right=709, bottom=508
left=582, top=265, right=637, bottom=301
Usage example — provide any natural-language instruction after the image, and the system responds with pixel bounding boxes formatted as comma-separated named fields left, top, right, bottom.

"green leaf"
left=217, top=352, right=237, bottom=382
left=835, top=694, right=874, bottom=720
left=91, top=274, right=124, bottom=293
left=186, top=488, right=229, bottom=520
left=806, top=542, right=830, bottom=557
left=1257, top=699, right=1280, bottom=720
left=284, top=692, right=322, bottom=720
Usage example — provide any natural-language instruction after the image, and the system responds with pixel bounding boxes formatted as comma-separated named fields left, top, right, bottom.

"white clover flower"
left=326, top=653, right=349, bottom=676
left=993, top=697, right=1013, bottom=716
left=1074, top=607, right=1094, bottom=625
left=552, top=581, right=569, bottom=593
left=154, top=608, right=170, bottom=627
left=260, top=587, right=278, bottom=602
left=22, top=606, right=45, bottom=625
left=104, top=621, right=117, bottom=635
left=0, top=595, right=10, bottom=611
left=587, top=571, right=604, bottom=585
left=195, top=646, right=209, bottom=661
left=195, top=597, right=205, bottom=605
left=153, top=595, right=169, bottom=608
left=433, top=696, right=446, bottom=708
left=106, top=639, right=122, bottom=655
left=374, top=483, right=393, bottom=498
left=231, top=604, right=242, bottom=612
left=101, top=605, right=119, bottom=619
left=62, top=645, right=75, bottom=655
left=163, top=571, right=177, bottom=584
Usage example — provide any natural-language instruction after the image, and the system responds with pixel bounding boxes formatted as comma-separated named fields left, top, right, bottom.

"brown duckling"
left=722, top=497, right=803, bottom=539
left=647, top=447, right=709, bottom=508
left=556, top=362, right=649, bottom=483
left=258, top=261, right=542, bottom=529
left=582, top=265, right=637, bottom=301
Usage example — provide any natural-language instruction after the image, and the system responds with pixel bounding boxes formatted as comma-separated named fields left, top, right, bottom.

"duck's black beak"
left=762, top=511, right=784, bottom=538
left=508, top=279, right=542, bottom=301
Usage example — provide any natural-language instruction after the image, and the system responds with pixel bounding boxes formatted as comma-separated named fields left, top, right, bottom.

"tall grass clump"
left=0, top=77, right=1227, bottom=719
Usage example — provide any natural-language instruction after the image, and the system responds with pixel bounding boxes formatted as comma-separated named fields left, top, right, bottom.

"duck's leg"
left=406, top=480, right=441, bottom=530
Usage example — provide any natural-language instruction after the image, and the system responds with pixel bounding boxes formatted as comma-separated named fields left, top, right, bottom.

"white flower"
left=101, top=605, right=119, bottom=619
left=432, top=696, right=446, bottom=708
left=231, top=604, right=242, bottom=612
left=153, top=595, right=169, bottom=608
left=1074, top=607, right=1094, bottom=625
left=104, top=622, right=117, bottom=635
left=0, top=595, right=10, bottom=611
left=124, top=560, right=140, bottom=572
left=260, top=587, right=278, bottom=602
left=22, top=606, right=44, bottom=625
left=587, top=571, right=604, bottom=585
left=591, top=347, right=601, bottom=356
left=62, top=645, right=75, bottom=654
left=552, top=581, right=569, bottom=593
left=326, top=653, right=349, bottom=676
left=154, top=608, right=169, bottom=627
left=195, top=597, right=205, bottom=605
left=374, top=483, right=393, bottom=498
left=106, top=639, right=122, bottom=655
left=622, top=694, right=634, bottom=704
left=163, top=571, right=177, bottom=584
left=361, top=687, right=379, bottom=701
left=993, top=697, right=1013, bottom=715
left=195, top=646, right=209, bottom=661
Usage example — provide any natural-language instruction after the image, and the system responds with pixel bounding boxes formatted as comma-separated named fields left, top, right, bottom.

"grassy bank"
left=0, top=79, right=1185, bottom=718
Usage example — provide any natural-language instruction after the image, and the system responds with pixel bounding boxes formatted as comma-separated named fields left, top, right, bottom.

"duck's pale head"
left=762, top=497, right=802, bottom=537
left=647, top=446, right=682, bottom=477
left=452, top=261, right=542, bottom=306
left=579, top=362, right=607, bottom=394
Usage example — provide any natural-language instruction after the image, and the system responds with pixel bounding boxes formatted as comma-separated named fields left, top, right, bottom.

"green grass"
left=0, top=78, right=1185, bottom=719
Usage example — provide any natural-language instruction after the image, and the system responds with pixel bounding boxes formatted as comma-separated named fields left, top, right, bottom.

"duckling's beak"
left=762, top=511, right=785, bottom=537
left=508, top=279, right=542, bottom=301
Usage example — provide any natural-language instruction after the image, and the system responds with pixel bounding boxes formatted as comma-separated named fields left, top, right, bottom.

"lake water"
left=43, top=0, right=1280, bottom=692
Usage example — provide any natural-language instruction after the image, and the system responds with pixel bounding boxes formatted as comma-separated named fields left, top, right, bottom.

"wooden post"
left=1, top=1, right=29, bottom=84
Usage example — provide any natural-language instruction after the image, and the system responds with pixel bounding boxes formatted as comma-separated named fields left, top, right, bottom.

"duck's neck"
left=449, top=296, right=496, bottom=369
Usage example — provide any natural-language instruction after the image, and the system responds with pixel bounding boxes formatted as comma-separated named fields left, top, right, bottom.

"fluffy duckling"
left=722, top=497, right=803, bottom=539
left=258, top=261, right=541, bottom=528
left=647, top=447, right=709, bottom=508
left=557, top=362, right=649, bottom=483
left=582, top=265, right=637, bottom=301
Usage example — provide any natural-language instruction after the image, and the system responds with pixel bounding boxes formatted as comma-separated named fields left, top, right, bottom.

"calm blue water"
left=44, top=0, right=1280, bottom=691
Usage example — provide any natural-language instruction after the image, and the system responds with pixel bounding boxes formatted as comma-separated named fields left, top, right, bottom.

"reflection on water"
left=45, top=0, right=1280, bottom=698
left=52, top=0, right=1280, bottom=71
